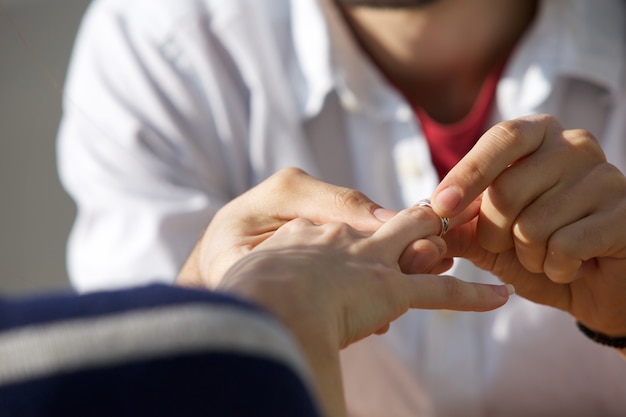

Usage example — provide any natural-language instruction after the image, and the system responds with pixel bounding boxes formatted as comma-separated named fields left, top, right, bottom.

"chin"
left=336, top=0, right=436, bottom=8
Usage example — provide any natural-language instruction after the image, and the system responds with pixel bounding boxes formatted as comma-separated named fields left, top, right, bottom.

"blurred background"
left=1, top=0, right=90, bottom=294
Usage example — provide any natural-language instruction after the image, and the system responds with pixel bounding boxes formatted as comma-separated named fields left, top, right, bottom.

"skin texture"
left=178, top=167, right=394, bottom=288
left=178, top=168, right=513, bottom=417
left=431, top=115, right=626, bottom=352
left=178, top=167, right=484, bottom=289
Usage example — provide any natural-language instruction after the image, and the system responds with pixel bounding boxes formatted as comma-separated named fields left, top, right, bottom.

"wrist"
left=576, top=322, right=626, bottom=349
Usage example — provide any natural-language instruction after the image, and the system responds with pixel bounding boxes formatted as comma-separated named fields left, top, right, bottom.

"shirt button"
left=339, top=90, right=360, bottom=112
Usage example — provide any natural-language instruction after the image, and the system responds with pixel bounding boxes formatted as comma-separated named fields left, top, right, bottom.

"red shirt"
left=413, top=65, right=503, bottom=179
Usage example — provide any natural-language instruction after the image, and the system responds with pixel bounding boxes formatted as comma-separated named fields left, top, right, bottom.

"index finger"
left=233, top=167, right=396, bottom=232
left=431, top=115, right=560, bottom=217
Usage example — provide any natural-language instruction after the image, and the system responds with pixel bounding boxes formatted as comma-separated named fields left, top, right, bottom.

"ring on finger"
left=417, top=198, right=450, bottom=237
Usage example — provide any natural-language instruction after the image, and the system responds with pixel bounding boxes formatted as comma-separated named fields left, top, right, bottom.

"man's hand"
left=177, top=167, right=397, bottom=288
left=433, top=114, right=626, bottom=337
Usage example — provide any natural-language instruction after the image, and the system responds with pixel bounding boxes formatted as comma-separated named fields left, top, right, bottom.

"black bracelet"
left=576, top=322, right=626, bottom=349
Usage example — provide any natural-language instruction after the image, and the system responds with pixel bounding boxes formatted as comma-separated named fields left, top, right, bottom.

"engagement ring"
left=417, top=198, right=450, bottom=237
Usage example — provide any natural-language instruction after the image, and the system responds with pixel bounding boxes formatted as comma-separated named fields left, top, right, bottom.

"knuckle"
left=278, top=217, right=310, bottom=233
left=268, top=166, right=308, bottom=190
left=402, top=205, right=441, bottom=231
left=457, top=158, right=492, bottom=191
left=532, top=113, right=562, bottom=127
left=288, top=217, right=311, bottom=227
left=561, top=129, right=606, bottom=162
left=326, top=221, right=351, bottom=233
left=405, top=204, right=439, bottom=222
left=486, top=180, right=517, bottom=214
left=492, top=114, right=558, bottom=154
left=545, top=236, right=575, bottom=264
left=334, top=187, right=373, bottom=210
left=440, top=275, right=465, bottom=299
left=321, top=221, right=359, bottom=240
left=587, top=162, right=624, bottom=186
left=492, top=119, right=528, bottom=151
left=549, top=219, right=608, bottom=262
left=513, top=205, right=553, bottom=246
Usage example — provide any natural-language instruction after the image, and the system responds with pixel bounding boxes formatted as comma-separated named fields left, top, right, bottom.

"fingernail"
left=374, top=208, right=396, bottom=221
left=493, top=284, right=516, bottom=298
left=433, top=187, right=461, bottom=214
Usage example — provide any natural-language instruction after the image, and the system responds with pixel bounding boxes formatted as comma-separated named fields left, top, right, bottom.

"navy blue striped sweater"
left=0, top=284, right=321, bottom=417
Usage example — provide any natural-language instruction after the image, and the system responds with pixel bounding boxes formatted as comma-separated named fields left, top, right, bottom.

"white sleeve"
left=57, top=0, right=250, bottom=292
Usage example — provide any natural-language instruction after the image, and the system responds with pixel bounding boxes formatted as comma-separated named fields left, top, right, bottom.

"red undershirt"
left=413, top=63, right=504, bottom=179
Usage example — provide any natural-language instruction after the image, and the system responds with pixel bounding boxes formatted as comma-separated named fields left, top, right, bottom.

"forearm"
left=224, top=278, right=347, bottom=417
left=176, top=239, right=204, bottom=287
left=291, top=332, right=346, bottom=417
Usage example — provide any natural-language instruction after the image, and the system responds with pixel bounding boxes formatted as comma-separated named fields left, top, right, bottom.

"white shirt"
left=57, top=0, right=626, bottom=415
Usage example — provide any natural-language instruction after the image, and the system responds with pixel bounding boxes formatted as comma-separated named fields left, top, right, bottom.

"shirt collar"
left=290, top=0, right=409, bottom=120
left=289, top=0, right=333, bottom=119
left=500, top=0, right=625, bottom=115
left=290, top=0, right=625, bottom=120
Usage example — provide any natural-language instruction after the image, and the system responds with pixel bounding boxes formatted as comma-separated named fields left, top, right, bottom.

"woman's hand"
left=220, top=202, right=511, bottom=347
left=217, top=203, right=512, bottom=417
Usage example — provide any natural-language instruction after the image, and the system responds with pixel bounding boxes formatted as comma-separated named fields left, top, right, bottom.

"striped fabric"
left=0, top=284, right=321, bottom=417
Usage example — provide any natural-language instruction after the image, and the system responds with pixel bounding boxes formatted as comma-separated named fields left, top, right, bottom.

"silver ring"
left=417, top=198, right=450, bottom=237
